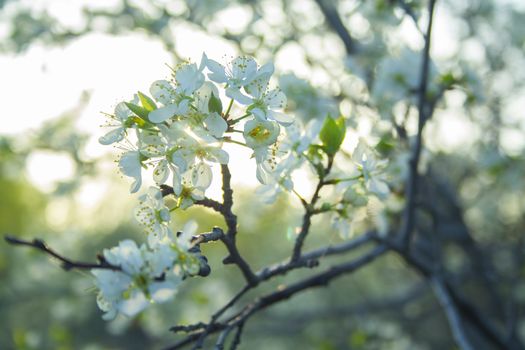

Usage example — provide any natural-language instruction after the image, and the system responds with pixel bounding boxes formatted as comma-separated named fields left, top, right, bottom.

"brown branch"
left=261, top=230, right=377, bottom=281
left=399, top=0, right=437, bottom=250
left=291, top=156, right=334, bottom=262
left=164, top=245, right=388, bottom=350
left=313, top=0, right=357, bottom=55
left=161, top=168, right=258, bottom=286
left=386, top=238, right=524, bottom=350
left=168, top=230, right=379, bottom=349
left=217, top=164, right=258, bottom=286
left=431, top=276, right=475, bottom=350
left=4, top=235, right=120, bottom=271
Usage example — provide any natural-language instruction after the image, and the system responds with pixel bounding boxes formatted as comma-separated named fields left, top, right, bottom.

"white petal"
left=171, top=151, right=189, bottom=172
left=268, top=110, right=294, bottom=126
left=257, top=62, right=275, bottom=77
left=192, top=162, right=212, bottom=189
left=149, top=281, right=177, bottom=303
left=119, top=151, right=142, bottom=193
left=207, top=148, right=229, bottom=164
left=99, top=127, right=125, bottom=145
left=153, top=159, right=169, bottom=184
left=251, top=107, right=267, bottom=121
left=150, top=80, right=175, bottom=105
left=204, top=112, right=228, bottom=138
left=182, top=221, right=198, bottom=239
left=265, top=89, right=287, bottom=109
left=115, top=102, right=132, bottom=120
left=244, top=73, right=271, bottom=99
left=176, top=63, right=204, bottom=95
left=369, top=178, right=390, bottom=199
left=190, top=188, right=205, bottom=201
left=172, top=166, right=182, bottom=196
left=205, top=58, right=228, bottom=83
left=118, top=290, right=149, bottom=317
left=148, top=104, right=179, bottom=123
left=226, top=87, right=253, bottom=105
left=256, top=163, right=273, bottom=184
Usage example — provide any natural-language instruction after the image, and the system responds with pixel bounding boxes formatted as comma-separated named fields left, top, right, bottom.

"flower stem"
left=229, top=113, right=251, bottom=125
left=224, top=99, right=234, bottom=119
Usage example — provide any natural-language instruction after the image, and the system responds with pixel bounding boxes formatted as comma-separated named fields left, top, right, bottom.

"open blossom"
left=243, top=119, right=280, bottom=150
left=134, top=187, right=172, bottom=247
left=91, top=225, right=204, bottom=320
left=172, top=167, right=208, bottom=209
left=98, top=100, right=136, bottom=145
left=174, top=59, right=206, bottom=95
left=171, top=128, right=229, bottom=172
left=203, top=54, right=273, bottom=101
left=92, top=240, right=181, bottom=320
left=351, top=139, right=390, bottom=199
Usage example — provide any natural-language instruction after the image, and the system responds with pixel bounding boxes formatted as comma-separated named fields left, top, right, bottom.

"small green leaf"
left=320, top=203, right=333, bottom=212
left=439, top=72, right=457, bottom=87
left=320, top=116, right=346, bottom=156
left=137, top=91, right=157, bottom=111
left=208, top=93, right=223, bottom=114
left=376, top=134, right=395, bottom=155
left=125, top=102, right=150, bottom=120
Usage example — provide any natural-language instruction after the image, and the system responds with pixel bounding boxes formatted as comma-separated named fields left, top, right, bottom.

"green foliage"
left=125, top=102, right=150, bottom=121
left=137, top=91, right=157, bottom=112
left=319, top=116, right=346, bottom=156
left=208, top=93, right=223, bottom=115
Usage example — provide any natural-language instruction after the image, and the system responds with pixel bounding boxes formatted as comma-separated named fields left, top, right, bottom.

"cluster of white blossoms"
left=94, top=52, right=392, bottom=319
left=93, top=54, right=296, bottom=319
left=100, top=53, right=291, bottom=206
left=91, top=211, right=201, bottom=320
left=330, top=139, right=390, bottom=238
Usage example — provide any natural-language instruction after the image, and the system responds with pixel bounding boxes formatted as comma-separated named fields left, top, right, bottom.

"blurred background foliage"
left=1, top=0, right=524, bottom=349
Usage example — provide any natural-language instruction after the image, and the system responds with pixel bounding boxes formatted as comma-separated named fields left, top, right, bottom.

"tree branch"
left=165, top=245, right=388, bottom=350
left=431, top=276, right=475, bottom=350
left=399, top=0, right=437, bottom=250
left=4, top=235, right=120, bottom=271
left=313, top=0, right=357, bottom=54
left=292, top=156, right=334, bottom=262
left=261, top=230, right=377, bottom=281
left=219, top=164, right=258, bottom=285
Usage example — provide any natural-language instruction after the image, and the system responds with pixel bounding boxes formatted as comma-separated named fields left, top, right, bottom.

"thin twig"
left=292, top=156, right=334, bottom=261
left=4, top=235, right=120, bottom=271
left=229, top=322, right=244, bottom=350
left=260, top=231, right=377, bottom=281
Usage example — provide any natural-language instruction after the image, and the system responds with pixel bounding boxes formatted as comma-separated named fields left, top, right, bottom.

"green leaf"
left=439, top=71, right=457, bottom=87
left=320, top=202, right=333, bottom=212
left=125, top=102, right=150, bottom=120
left=376, top=134, right=395, bottom=155
left=208, top=93, right=223, bottom=114
left=137, top=91, right=157, bottom=111
left=320, top=116, right=346, bottom=156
